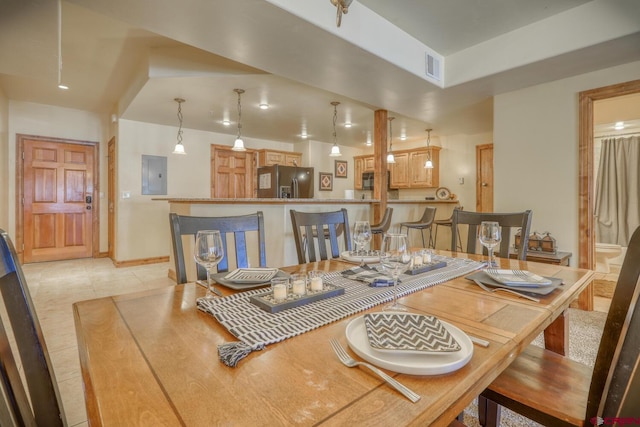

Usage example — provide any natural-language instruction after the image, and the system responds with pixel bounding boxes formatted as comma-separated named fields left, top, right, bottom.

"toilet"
left=595, top=242, right=623, bottom=273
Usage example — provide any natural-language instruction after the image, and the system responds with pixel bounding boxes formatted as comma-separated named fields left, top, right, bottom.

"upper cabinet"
left=390, top=147, right=440, bottom=189
left=257, top=149, right=302, bottom=167
left=353, top=154, right=375, bottom=189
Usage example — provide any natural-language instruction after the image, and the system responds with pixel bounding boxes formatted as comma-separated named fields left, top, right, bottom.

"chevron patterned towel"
left=197, top=255, right=483, bottom=367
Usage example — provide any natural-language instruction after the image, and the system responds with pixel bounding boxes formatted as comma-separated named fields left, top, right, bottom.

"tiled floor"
left=22, top=258, right=175, bottom=427
left=21, top=257, right=613, bottom=426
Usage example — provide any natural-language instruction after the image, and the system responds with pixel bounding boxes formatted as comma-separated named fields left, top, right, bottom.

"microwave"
left=362, top=171, right=392, bottom=190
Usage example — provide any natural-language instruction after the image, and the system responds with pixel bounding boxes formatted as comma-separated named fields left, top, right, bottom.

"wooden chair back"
left=290, top=209, right=351, bottom=264
left=0, top=229, right=65, bottom=426
left=451, top=209, right=532, bottom=260
left=170, top=212, right=267, bottom=284
left=585, top=226, right=640, bottom=422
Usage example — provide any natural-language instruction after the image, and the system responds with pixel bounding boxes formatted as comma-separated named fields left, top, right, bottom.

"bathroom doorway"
left=578, top=79, right=640, bottom=311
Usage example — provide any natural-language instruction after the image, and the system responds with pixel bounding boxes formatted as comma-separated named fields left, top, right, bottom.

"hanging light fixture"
left=57, top=0, right=68, bottom=90
left=330, top=0, right=354, bottom=27
left=232, top=89, right=247, bottom=151
left=329, top=101, right=342, bottom=157
left=386, top=117, right=396, bottom=164
left=172, top=98, right=186, bottom=154
left=424, top=128, right=434, bottom=169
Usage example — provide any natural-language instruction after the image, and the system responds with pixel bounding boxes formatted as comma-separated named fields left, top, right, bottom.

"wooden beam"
left=373, top=110, right=388, bottom=245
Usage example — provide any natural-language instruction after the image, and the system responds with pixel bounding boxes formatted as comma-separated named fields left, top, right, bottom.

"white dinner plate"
left=345, top=314, right=473, bottom=375
left=340, top=251, right=380, bottom=264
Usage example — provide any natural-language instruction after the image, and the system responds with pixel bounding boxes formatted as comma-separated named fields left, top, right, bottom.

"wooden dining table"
left=73, top=252, right=593, bottom=426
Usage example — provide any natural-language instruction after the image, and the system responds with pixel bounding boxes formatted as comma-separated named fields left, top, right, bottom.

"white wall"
left=302, top=140, right=364, bottom=199
left=115, top=119, right=300, bottom=261
left=6, top=101, right=108, bottom=251
left=0, top=88, right=8, bottom=231
left=494, top=60, right=640, bottom=265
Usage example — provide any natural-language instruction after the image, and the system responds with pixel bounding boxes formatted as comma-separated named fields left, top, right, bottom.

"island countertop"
left=154, top=197, right=458, bottom=204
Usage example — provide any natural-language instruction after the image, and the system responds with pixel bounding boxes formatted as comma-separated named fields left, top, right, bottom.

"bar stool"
left=399, top=206, right=436, bottom=248
left=433, top=206, right=463, bottom=251
left=370, top=207, right=393, bottom=236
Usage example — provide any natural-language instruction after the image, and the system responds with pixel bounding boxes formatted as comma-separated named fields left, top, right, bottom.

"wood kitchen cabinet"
left=257, top=149, right=302, bottom=167
left=389, top=147, right=440, bottom=189
left=353, top=154, right=375, bottom=189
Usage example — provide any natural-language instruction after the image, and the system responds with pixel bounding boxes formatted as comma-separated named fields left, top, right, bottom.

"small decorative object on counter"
left=541, top=232, right=557, bottom=253
left=528, top=231, right=543, bottom=251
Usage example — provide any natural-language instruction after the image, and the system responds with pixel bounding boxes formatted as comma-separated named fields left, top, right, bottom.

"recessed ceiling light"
left=300, top=133, right=308, bottom=139
left=614, top=121, right=625, bottom=130
left=58, top=83, right=69, bottom=90
left=222, top=120, right=231, bottom=126
left=344, top=122, right=352, bottom=128
left=259, top=103, right=269, bottom=110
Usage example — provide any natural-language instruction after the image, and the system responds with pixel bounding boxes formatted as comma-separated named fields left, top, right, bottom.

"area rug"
left=460, top=307, right=607, bottom=427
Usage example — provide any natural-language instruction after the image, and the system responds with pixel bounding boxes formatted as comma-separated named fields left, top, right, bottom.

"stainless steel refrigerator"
left=257, top=165, right=314, bottom=198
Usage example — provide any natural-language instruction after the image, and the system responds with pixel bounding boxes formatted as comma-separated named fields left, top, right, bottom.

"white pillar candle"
left=273, top=284, right=287, bottom=301
left=292, top=279, right=306, bottom=296
left=422, top=251, right=432, bottom=263
left=310, top=276, right=323, bottom=291
left=413, top=255, right=423, bottom=267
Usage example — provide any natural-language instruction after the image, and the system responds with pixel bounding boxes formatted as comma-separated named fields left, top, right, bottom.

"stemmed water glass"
left=380, top=233, right=411, bottom=311
left=353, top=220, right=372, bottom=265
left=478, top=221, right=501, bottom=268
left=194, top=230, right=224, bottom=299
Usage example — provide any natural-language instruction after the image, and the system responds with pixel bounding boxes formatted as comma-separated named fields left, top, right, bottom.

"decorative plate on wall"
left=436, top=187, right=451, bottom=200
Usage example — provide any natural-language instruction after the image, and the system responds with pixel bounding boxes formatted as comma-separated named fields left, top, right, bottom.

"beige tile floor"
left=21, top=257, right=613, bottom=426
left=22, top=258, right=175, bottom=427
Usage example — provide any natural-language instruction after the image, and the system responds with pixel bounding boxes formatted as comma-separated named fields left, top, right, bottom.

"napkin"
left=340, top=265, right=396, bottom=284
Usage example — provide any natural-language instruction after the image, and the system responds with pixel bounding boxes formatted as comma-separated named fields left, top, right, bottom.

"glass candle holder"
left=270, top=277, right=289, bottom=302
left=290, top=273, right=307, bottom=297
left=308, top=271, right=324, bottom=292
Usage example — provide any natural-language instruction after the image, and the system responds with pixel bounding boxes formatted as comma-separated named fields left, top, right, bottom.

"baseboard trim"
left=97, top=252, right=109, bottom=258
left=114, top=256, right=169, bottom=268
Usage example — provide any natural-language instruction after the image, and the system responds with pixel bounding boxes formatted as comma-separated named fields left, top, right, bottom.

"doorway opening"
left=578, top=79, right=640, bottom=310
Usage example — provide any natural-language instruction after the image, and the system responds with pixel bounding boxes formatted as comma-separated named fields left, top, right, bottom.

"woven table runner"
left=197, top=255, right=483, bottom=367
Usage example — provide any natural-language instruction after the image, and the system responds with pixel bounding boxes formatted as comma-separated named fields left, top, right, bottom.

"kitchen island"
left=160, top=198, right=459, bottom=279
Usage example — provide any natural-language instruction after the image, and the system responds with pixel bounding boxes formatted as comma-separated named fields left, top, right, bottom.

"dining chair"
left=399, top=206, right=437, bottom=248
left=451, top=209, right=532, bottom=260
left=433, top=206, right=463, bottom=251
left=0, top=229, right=65, bottom=427
left=477, top=225, right=640, bottom=427
left=169, top=212, right=267, bottom=284
left=290, top=209, right=351, bottom=264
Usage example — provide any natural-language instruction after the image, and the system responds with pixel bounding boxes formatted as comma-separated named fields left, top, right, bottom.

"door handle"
left=481, top=182, right=488, bottom=187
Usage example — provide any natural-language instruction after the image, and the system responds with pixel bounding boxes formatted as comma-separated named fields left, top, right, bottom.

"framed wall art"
left=319, top=172, right=333, bottom=191
left=335, top=160, right=348, bottom=178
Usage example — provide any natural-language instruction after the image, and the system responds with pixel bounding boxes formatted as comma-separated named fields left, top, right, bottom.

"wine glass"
left=353, top=220, right=372, bottom=265
left=478, top=221, right=501, bottom=268
left=194, top=230, right=224, bottom=299
left=380, top=233, right=411, bottom=311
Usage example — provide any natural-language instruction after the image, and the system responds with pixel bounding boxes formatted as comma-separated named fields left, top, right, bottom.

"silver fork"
left=473, top=279, right=540, bottom=303
left=329, top=338, right=421, bottom=403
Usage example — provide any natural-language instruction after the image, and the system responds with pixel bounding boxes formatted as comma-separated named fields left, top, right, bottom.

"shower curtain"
left=595, top=136, right=640, bottom=246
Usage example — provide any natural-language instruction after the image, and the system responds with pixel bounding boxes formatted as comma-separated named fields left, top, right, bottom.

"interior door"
left=23, top=138, right=95, bottom=262
left=476, top=143, right=494, bottom=212
left=211, top=146, right=254, bottom=198
left=108, top=137, right=115, bottom=260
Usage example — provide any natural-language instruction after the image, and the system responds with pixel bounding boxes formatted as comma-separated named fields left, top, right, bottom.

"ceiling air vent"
left=425, top=52, right=441, bottom=81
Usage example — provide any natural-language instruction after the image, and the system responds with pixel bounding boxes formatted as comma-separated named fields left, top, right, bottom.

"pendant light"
left=329, top=101, right=342, bottom=157
left=172, top=98, right=186, bottom=154
left=232, top=89, right=247, bottom=151
left=386, top=117, right=396, bottom=164
left=424, top=128, right=434, bottom=169
left=57, top=0, right=68, bottom=90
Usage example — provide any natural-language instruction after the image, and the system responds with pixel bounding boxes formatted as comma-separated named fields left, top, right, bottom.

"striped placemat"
left=197, top=255, right=483, bottom=367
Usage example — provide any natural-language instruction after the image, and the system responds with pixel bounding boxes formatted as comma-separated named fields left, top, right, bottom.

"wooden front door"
left=211, top=146, right=254, bottom=198
left=476, top=143, right=494, bottom=212
left=22, top=138, right=96, bottom=262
